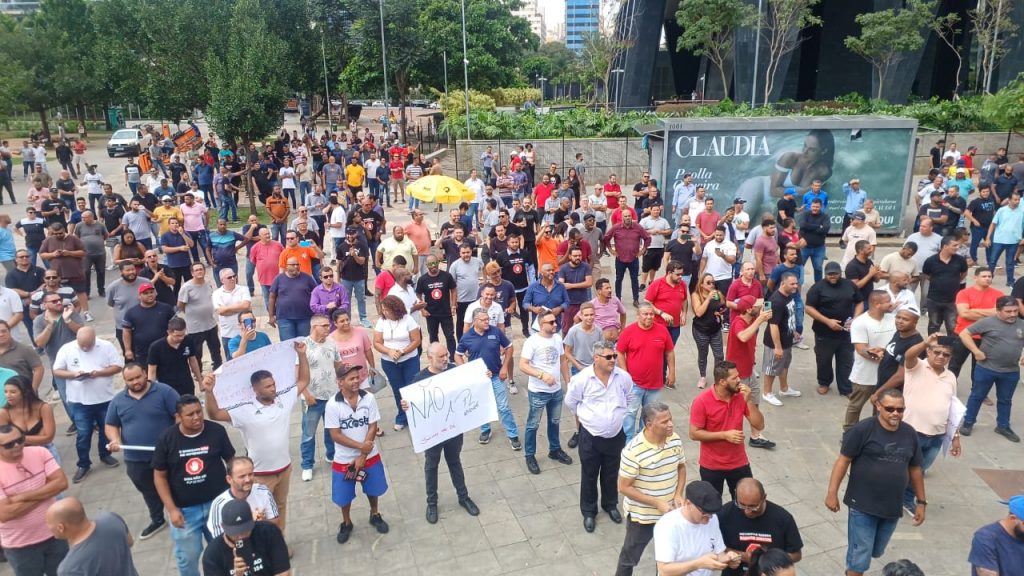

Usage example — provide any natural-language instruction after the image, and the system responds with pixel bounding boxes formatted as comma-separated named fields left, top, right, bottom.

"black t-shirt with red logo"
left=415, top=270, right=457, bottom=317
left=496, top=249, right=529, bottom=290
left=152, top=421, right=235, bottom=508
left=358, top=209, right=385, bottom=242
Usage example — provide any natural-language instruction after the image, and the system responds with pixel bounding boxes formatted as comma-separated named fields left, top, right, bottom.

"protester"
left=968, top=495, right=1024, bottom=575
left=176, top=262, right=222, bottom=370
left=519, top=311, right=572, bottom=475
left=618, top=305, right=674, bottom=439
left=46, top=497, right=139, bottom=576
left=455, top=308, right=519, bottom=449
left=212, top=268, right=252, bottom=353
left=373, top=295, right=422, bottom=432
left=121, top=282, right=176, bottom=367
left=652, top=480, right=734, bottom=574
left=202, top=498, right=290, bottom=576
left=960, top=295, right=1024, bottom=442
left=206, top=456, right=280, bottom=537
left=146, top=317, right=203, bottom=398
left=844, top=291, right=896, bottom=432
left=299, top=315, right=342, bottom=481
left=726, top=296, right=775, bottom=449
left=716, top=478, right=803, bottom=576
left=690, top=273, right=726, bottom=390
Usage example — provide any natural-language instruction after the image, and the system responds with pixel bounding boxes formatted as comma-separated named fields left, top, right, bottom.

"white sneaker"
left=793, top=341, right=810, bottom=350
left=778, top=388, right=802, bottom=397
left=83, top=311, right=94, bottom=322
left=301, top=469, right=313, bottom=482
left=762, top=393, right=783, bottom=406
left=697, top=376, right=707, bottom=389
left=508, top=381, right=519, bottom=395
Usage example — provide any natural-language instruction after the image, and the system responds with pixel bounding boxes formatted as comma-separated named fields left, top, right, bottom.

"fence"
left=450, top=134, right=650, bottom=186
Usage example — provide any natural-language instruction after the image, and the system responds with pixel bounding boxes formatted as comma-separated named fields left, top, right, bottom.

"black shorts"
left=64, top=280, right=88, bottom=294
left=642, top=248, right=664, bottom=272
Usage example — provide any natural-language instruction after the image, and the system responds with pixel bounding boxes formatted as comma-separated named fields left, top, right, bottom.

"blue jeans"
left=261, top=285, right=271, bottom=313
left=966, top=365, right=1018, bottom=429
left=300, top=181, right=312, bottom=206
left=300, top=398, right=335, bottom=469
left=969, top=225, right=988, bottom=264
left=614, top=259, right=640, bottom=301
left=793, top=291, right=805, bottom=335
left=270, top=222, right=285, bottom=244
left=903, top=433, right=943, bottom=511
left=128, top=181, right=138, bottom=195
left=382, top=354, right=422, bottom=427
left=467, top=203, right=479, bottom=230
left=409, top=197, right=421, bottom=211
left=70, top=401, right=111, bottom=469
left=525, top=389, right=564, bottom=456
left=218, top=192, right=237, bottom=221
left=277, top=317, right=311, bottom=341
left=480, top=376, right=519, bottom=438
left=340, top=278, right=369, bottom=324
left=199, top=183, right=216, bottom=207
left=52, top=376, right=71, bottom=424
left=171, top=500, right=213, bottom=576
left=988, top=242, right=1017, bottom=284
left=624, top=385, right=660, bottom=440
left=284, top=187, right=298, bottom=209
left=246, top=259, right=257, bottom=295
left=846, top=508, right=899, bottom=573
left=801, top=245, right=826, bottom=283
left=27, top=246, right=40, bottom=268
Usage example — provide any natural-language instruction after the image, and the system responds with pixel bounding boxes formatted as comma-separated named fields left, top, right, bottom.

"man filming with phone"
left=203, top=498, right=290, bottom=576
left=227, top=310, right=272, bottom=359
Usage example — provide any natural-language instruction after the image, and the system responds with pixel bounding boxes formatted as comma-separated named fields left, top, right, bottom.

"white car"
left=106, top=128, right=145, bottom=158
left=371, top=101, right=386, bottom=107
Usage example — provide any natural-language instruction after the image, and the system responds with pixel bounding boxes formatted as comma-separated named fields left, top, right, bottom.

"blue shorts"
left=331, top=458, right=388, bottom=508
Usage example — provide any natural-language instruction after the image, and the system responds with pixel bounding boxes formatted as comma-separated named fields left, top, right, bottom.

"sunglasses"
left=734, top=499, right=764, bottom=512
left=0, top=436, right=25, bottom=450
left=44, top=276, right=59, bottom=280
left=596, top=353, right=618, bottom=361
left=541, top=320, right=556, bottom=325
left=223, top=275, right=236, bottom=280
left=929, top=350, right=951, bottom=358
left=882, top=406, right=906, bottom=414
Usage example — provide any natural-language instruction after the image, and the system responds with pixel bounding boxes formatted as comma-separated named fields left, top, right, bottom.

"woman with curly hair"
left=373, top=295, right=422, bottom=431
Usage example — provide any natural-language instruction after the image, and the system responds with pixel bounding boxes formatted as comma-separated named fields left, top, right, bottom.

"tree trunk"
left=75, top=105, right=88, bottom=139
left=876, top=67, right=886, bottom=100
left=242, top=140, right=258, bottom=215
left=38, top=108, right=51, bottom=142
left=717, top=61, right=729, bottom=103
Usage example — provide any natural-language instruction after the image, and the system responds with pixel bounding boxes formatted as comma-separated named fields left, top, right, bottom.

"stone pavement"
left=0, top=124, right=1017, bottom=575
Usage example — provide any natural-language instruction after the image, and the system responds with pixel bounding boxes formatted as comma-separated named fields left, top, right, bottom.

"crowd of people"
left=0, top=127, right=1021, bottom=576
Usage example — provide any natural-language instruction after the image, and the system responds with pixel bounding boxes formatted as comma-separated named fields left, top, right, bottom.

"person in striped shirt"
left=206, top=456, right=280, bottom=538
left=614, top=402, right=686, bottom=576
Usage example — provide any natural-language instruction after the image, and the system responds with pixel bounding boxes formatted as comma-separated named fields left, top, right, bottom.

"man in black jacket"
left=799, top=199, right=830, bottom=283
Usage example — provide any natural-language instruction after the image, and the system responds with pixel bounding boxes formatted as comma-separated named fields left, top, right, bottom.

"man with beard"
left=495, top=234, right=531, bottom=338
left=122, top=282, right=176, bottom=367
left=105, top=262, right=142, bottom=354
left=415, top=255, right=457, bottom=358
left=207, top=456, right=280, bottom=537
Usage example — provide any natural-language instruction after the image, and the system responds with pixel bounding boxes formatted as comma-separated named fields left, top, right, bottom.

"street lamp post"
left=751, top=0, right=763, bottom=107
left=443, top=51, right=449, bottom=99
left=312, top=22, right=332, bottom=130
left=378, top=0, right=390, bottom=114
left=460, top=0, right=471, bottom=139
left=538, top=77, right=547, bottom=107
left=611, top=68, right=625, bottom=112
left=699, top=75, right=706, bottom=106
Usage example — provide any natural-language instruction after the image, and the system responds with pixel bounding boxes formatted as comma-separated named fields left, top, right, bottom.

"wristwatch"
left=915, top=499, right=928, bottom=506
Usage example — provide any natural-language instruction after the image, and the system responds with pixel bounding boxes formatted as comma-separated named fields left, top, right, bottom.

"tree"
left=845, top=0, right=935, bottom=100
left=205, top=0, right=288, bottom=213
left=984, top=73, right=1024, bottom=133
left=971, top=0, right=1019, bottom=94
left=675, top=0, right=756, bottom=100
left=759, top=0, right=822, bottom=105
left=931, top=12, right=964, bottom=99
left=579, top=30, right=632, bottom=107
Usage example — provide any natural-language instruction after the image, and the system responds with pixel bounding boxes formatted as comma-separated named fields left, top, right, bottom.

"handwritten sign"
left=213, top=339, right=301, bottom=411
left=400, top=359, right=498, bottom=453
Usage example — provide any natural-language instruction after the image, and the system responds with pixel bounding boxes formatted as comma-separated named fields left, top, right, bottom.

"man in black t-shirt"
left=495, top=235, right=531, bottom=337
left=776, top=188, right=798, bottom=221
left=872, top=307, right=925, bottom=400
left=512, top=196, right=541, bottom=275
left=153, top=395, right=235, bottom=576
left=122, top=283, right=176, bottom=367
left=41, top=188, right=68, bottom=227
left=844, top=240, right=879, bottom=310
left=717, top=478, right=803, bottom=576
left=825, top=388, right=925, bottom=576
left=965, top=186, right=997, bottom=264
left=921, top=235, right=968, bottom=334
left=664, top=224, right=697, bottom=285
left=415, top=255, right=458, bottom=357
left=805, top=261, right=859, bottom=397
left=337, top=227, right=371, bottom=327
left=762, top=272, right=799, bottom=405
left=203, top=500, right=290, bottom=576
left=147, top=317, right=202, bottom=397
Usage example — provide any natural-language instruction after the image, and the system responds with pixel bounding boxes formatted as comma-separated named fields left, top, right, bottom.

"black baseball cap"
left=685, top=481, right=722, bottom=513
left=220, top=499, right=254, bottom=537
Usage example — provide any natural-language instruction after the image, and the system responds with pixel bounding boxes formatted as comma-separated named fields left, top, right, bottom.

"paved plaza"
left=0, top=123, right=1017, bottom=575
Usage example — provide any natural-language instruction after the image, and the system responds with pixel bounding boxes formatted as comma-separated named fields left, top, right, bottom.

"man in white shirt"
left=463, top=284, right=504, bottom=334
left=698, top=226, right=738, bottom=295
left=52, top=327, right=125, bottom=483
left=364, top=153, right=381, bottom=201
left=653, top=480, right=736, bottom=575
left=639, top=205, right=671, bottom=290
left=212, top=268, right=252, bottom=356
left=464, top=169, right=486, bottom=229
left=687, top=186, right=707, bottom=226
left=518, top=310, right=572, bottom=475
left=840, top=212, right=877, bottom=268
left=202, top=341, right=310, bottom=536
left=207, top=455, right=280, bottom=537
left=844, top=291, right=896, bottom=433
left=883, top=271, right=918, bottom=314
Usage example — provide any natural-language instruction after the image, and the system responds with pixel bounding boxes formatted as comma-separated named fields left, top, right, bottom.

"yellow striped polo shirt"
left=619, top=432, right=685, bottom=524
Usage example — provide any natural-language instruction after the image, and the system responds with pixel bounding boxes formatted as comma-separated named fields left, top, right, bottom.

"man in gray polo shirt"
left=105, top=262, right=142, bottom=354
left=449, top=244, right=484, bottom=340
left=960, top=295, right=1024, bottom=442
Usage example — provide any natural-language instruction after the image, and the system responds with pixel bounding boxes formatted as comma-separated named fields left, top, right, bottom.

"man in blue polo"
left=207, top=219, right=245, bottom=286
left=524, top=263, right=570, bottom=333
left=104, top=362, right=179, bottom=540
left=455, top=308, right=520, bottom=450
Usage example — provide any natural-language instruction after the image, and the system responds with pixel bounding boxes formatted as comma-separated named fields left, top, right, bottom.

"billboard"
left=662, top=124, right=916, bottom=233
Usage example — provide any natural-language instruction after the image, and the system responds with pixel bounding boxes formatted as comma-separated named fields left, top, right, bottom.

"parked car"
left=371, top=101, right=386, bottom=107
left=106, top=128, right=145, bottom=158
left=410, top=99, right=430, bottom=108
left=429, top=101, right=440, bottom=109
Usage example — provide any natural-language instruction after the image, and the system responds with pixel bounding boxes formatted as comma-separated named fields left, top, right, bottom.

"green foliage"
left=845, top=0, right=936, bottom=99
left=488, top=88, right=541, bottom=107
left=983, top=73, right=1024, bottom=131
left=204, top=0, right=288, bottom=145
left=436, top=90, right=496, bottom=113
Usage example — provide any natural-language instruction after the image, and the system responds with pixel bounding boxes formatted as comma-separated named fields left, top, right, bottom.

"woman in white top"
left=279, top=157, right=298, bottom=209
left=373, top=295, right=422, bottom=431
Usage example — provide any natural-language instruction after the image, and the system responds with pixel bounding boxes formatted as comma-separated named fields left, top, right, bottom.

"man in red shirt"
left=950, top=267, right=1003, bottom=378
left=726, top=296, right=776, bottom=449
left=726, top=262, right=764, bottom=328
left=688, top=360, right=766, bottom=500
left=533, top=175, right=554, bottom=211
left=644, top=260, right=688, bottom=344
left=617, top=305, right=674, bottom=440
left=603, top=174, right=622, bottom=211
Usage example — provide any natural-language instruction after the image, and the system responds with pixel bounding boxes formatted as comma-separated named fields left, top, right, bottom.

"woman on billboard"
left=735, top=129, right=835, bottom=220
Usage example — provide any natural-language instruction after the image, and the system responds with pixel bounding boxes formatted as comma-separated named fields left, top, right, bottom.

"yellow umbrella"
left=406, top=175, right=475, bottom=204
